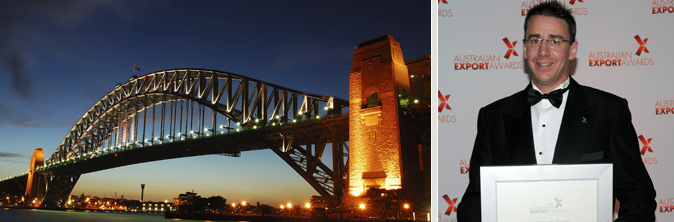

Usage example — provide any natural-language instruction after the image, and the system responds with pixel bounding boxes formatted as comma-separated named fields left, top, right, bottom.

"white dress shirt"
left=530, top=78, right=570, bottom=164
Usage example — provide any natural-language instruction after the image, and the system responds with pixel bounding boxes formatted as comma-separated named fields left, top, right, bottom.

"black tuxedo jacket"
left=456, top=77, right=656, bottom=222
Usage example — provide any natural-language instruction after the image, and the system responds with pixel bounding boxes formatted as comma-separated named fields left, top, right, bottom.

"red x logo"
left=438, top=0, right=448, bottom=4
left=569, top=0, right=583, bottom=5
left=442, top=195, right=458, bottom=216
left=639, top=135, right=653, bottom=155
left=503, top=37, right=519, bottom=59
left=438, top=91, right=451, bottom=112
left=634, top=35, right=649, bottom=56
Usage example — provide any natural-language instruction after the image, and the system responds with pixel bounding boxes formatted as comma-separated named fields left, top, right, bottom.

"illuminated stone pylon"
left=25, top=148, right=46, bottom=207
left=347, top=35, right=411, bottom=201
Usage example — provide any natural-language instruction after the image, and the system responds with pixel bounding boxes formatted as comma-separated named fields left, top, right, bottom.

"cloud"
left=0, top=0, right=138, bottom=99
left=0, top=152, right=25, bottom=158
left=5, top=53, right=32, bottom=99
left=0, top=0, right=146, bottom=126
left=0, top=102, right=40, bottom=127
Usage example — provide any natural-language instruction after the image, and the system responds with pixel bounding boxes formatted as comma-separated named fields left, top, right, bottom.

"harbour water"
left=0, top=208, right=191, bottom=222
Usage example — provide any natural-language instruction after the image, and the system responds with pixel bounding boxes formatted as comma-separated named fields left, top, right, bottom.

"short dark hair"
left=524, top=0, right=576, bottom=43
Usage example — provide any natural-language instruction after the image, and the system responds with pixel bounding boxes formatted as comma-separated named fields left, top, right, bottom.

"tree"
left=257, top=204, right=276, bottom=216
left=365, top=188, right=400, bottom=219
left=205, top=196, right=226, bottom=213
left=310, top=195, right=347, bottom=218
left=365, top=188, right=431, bottom=220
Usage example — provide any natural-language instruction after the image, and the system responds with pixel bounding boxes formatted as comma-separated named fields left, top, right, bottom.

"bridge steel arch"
left=38, top=69, right=348, bottom=207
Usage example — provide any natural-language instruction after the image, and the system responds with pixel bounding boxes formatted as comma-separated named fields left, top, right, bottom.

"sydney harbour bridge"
left=0, top=35, right=431, bottom=208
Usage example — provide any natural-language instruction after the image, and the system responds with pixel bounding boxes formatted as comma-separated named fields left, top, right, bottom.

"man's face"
left=523, top=15, right=578, bottom=91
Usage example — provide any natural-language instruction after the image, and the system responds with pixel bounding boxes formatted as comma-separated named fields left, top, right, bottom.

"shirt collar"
left=531, top=76, right=571, bottom=94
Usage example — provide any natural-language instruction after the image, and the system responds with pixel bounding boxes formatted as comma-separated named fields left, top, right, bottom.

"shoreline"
left=1, top=206, right=161, bottom=214
left=165, top=212, right=424, bottom=222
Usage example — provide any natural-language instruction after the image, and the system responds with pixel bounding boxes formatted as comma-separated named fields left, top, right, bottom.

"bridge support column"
left=41, top=174, right=80, bottom=208
left=25, top=148, right=46, bottom=207
left=346, top=35, right=411, bottom=205
left=331, top=129, right=345, bottom=199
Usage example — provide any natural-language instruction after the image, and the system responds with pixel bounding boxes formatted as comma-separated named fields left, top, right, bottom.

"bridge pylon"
left=25, top=148, right=46, bottom=207
left=346, top=35, right=412, bottom=205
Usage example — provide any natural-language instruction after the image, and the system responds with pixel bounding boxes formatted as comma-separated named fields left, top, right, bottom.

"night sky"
left=0, top=1, right=430, bottom=205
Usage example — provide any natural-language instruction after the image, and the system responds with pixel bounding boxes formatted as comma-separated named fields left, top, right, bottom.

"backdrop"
left=437, top=1, right=674, bottom=221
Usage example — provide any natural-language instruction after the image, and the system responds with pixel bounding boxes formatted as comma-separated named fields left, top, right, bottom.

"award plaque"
left=480, top=164, right=613, bottom=222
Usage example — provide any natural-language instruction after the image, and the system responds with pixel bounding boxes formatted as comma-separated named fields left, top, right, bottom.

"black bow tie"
left=527, top=87, right=569, bottom=108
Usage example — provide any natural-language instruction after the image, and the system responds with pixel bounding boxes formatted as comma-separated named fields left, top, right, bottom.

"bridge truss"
left=32, top=69, right=348, bottom=207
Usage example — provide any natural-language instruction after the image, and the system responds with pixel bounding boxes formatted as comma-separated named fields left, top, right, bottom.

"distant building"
left=142, top=201, right=173, bottom=212
left=173, top=191, right=226, bottom=214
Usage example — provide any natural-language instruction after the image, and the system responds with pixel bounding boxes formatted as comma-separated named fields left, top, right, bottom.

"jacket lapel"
left=553, top=78, right=596, bottom=163
left=503, top=84, right=537, bottom=164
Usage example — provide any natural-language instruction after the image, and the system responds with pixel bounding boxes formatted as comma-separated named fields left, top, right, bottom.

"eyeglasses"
left=524, top=38, right=572, bottom=48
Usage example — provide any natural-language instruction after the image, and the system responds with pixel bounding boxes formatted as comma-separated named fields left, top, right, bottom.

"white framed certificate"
left=480, top=164, right=613, bottom=222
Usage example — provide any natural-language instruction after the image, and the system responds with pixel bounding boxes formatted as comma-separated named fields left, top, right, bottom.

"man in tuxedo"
left=456, top=1, right=657, bottom=221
